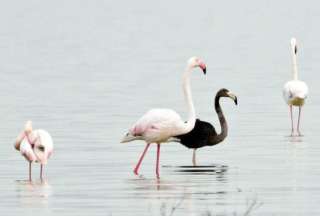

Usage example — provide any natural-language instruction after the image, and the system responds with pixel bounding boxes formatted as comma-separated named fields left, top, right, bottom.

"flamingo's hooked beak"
left=291, top=38, right=297, bottom=54
left=227, top=92, right=238, bottom=105
left=199, top=62, right=206, bottom=75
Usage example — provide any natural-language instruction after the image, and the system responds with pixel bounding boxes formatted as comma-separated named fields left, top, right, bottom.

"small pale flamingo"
left=14, top=121, right=53, bottom=181
left=121, top=57, right=207, bottom=178
left=283, top=38, right=309, bottom=136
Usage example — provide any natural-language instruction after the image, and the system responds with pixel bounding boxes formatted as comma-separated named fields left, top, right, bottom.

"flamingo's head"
left=24, top=120, right=33, bottom=134
left=291, top=38, right=297, bottom=55
left=188, top=56, right=206, bottom=74
left=218, top=88, right=238, bottom=105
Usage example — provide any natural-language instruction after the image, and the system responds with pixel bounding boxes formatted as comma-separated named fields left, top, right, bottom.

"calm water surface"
left=0, top=1, right=320, bottom=215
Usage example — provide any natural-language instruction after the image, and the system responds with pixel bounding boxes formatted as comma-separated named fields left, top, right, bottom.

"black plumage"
left=176, top=119, right=217, bottom=149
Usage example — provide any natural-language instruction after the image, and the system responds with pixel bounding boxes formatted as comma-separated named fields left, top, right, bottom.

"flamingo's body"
left=127, top=108, right=190, bottom=143
left=15, top=121, right=53, bottom=181
left=283, top=38, right=309, bottom=136
left=283, top=80, right=308, bottom=106
left=121, top=57, right=207, bottom=178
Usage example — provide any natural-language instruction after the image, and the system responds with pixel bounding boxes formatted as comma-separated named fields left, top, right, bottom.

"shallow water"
left=1, top=0, right=320, bottom=215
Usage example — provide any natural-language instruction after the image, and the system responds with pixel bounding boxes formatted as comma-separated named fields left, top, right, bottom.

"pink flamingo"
left=121, top=57, right=207, bottom=178
left=14, top=121, right=54, bottom=181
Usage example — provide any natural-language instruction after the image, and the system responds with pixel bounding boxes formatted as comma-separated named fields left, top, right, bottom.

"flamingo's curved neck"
left=25, top=132, right=35, bottom=148
left=292, top=46, right=298, bottom=80
left=210, top=95, right=228, bottom=144
left=180, top=66, right=196, bottom=134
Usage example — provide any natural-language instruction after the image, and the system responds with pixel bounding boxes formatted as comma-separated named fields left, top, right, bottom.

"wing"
left=283, top=80, right=309, bottom=102
left=128, top=108, right=185, bottom=143
left=136, top=109, right=182, bottom=126
left=132, top=108, right=182, bottom=133
left=175, top=119, right=216, bottom=149
left=35, top=130, right=53, bottom=150
left=33, top=129, right=54, bottom=158
left=20, top=138, right=37, bottom=162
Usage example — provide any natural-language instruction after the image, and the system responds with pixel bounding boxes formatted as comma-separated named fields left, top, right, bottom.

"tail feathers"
left=121, top=133, right=143, bottom=143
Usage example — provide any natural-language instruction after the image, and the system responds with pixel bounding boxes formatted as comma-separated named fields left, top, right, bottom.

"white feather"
left=19, top=129, right=53, bottom=163
left=129, top=108, right=186, bottom=143
left=283, top=80, right=308, bottom=105
left=20, top=139, right=37, bottom=162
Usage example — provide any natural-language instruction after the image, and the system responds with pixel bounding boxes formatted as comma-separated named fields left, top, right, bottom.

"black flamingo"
left=174, top=88, right=237, bottom=166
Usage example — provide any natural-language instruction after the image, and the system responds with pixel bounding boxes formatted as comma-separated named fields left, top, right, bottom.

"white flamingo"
left=283, top=38, right=309, bottom=136
left=121, top=57, right=207, bottom=178
left=14, top=121, right=54, bottom=181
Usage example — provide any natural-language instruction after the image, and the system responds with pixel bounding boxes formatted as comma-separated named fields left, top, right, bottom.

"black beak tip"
left=203, top=68, right=206, bottom=75
left=234, top=97, right=238, bottom=105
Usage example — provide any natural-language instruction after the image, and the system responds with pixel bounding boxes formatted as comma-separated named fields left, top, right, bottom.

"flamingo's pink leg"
left=133, top=143, right=151, bottom=175
left=156, top=144, right=160, bottom=179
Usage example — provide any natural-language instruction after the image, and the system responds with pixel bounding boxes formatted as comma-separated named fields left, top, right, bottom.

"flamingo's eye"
left=38, top=146, right=45, bottom=152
